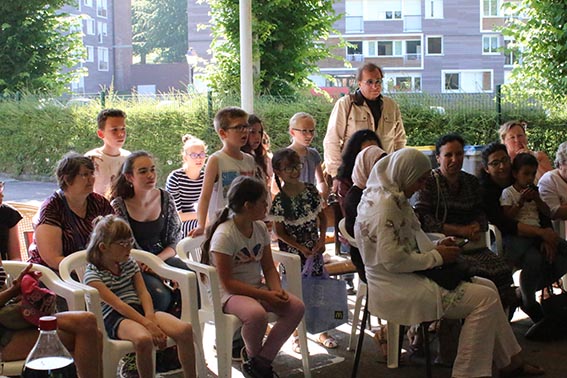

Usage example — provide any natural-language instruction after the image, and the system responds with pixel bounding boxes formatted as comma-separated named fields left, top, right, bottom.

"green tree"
left=502, top=1, right=567, bottom=104
left=0, top=1, right=83, bottom=94
left=132, top=0, right=188, bottom=64
left=207, top=0, right=342, bottom=96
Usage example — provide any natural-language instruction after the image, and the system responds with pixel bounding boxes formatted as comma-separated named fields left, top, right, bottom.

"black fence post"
left=207, top=90, right=213, bottom=121
left=496, top=84, right=502, bottom=125
left=100, top=91, right=106, bottom=108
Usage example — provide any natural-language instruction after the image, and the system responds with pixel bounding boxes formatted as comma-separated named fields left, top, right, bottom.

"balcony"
left=345, top=16, right=363, bottom=33
left=346, top=54, right=364, bottom=62
left=404, top=15, right=422, bottom=32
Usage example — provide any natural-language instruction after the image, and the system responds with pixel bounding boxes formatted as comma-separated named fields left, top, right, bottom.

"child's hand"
left=274, top=289, right=289, bottom=302
left=144, top=320, right=167, bottom=349
left=265, top=290, right=289, bottom=307
left=298, top=246, right=313, bottom=258
left=189, top=226, right=205, bottom=237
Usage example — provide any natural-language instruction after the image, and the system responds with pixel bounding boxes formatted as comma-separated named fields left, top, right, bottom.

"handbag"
left=20, top=271, right=56, bottom=326
left=416, top=256, right=473, bottom=291
left=301, top=256, right=349, bottom=334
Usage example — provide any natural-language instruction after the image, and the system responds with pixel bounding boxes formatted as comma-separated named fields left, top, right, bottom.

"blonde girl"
left=288, top=112, right=328, bottom=199
left=84, top=215, right=196, bottom=378
left=166, top=135, right=207, bottom=236
left=202, top=176, right=304, bottom=378
left=270, top=148, right=335, bottom=351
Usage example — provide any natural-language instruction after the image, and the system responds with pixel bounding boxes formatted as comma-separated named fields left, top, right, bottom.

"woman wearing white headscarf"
left=355, top=148, right=543, bottom=378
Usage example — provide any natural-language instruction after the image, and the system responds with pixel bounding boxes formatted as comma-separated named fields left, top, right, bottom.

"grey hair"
left=555, top=142, right=567, bottom=167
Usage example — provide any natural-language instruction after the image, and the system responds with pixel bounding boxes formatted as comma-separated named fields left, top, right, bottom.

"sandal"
left=372, top=326, right=388, bottom=358
left=501, top=363, right=545, bottom=378
left=291, top=336, right=301, bottom=354
left=317, top=333, right=338, bottom=349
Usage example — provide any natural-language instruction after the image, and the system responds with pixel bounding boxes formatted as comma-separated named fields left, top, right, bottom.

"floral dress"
left=270, top=183, right=324, bottom=275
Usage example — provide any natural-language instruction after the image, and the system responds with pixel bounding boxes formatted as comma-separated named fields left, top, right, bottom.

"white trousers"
left=444, top=277, right=522, bottom=378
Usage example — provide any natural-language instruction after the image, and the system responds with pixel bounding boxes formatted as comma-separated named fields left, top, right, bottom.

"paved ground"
left=4, top=176, right=567, bottom=377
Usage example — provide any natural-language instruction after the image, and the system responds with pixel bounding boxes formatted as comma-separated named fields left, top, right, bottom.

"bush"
left=0, top=93, right=565, bottom=186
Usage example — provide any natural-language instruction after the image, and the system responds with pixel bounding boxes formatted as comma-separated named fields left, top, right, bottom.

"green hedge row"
left=1, top=94, right=566, bottom=185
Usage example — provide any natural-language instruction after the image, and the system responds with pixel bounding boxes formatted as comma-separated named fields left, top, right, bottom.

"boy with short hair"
left=85, top=108, right=131, bottom=196
left=190, top=107, right=256, bottom=237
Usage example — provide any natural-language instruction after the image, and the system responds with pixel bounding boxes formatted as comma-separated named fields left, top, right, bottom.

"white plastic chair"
left=59, top=249, right=207, bottom=378
left=1, top=261, right=86, bottom=376
left=176, top=236, right=311, bottom=378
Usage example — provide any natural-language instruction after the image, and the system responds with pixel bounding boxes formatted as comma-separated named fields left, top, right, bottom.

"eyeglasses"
left=487, top=156, right=511, bottom=167
left=114, top=238, right=135, bottom=249
left=0, top=181, right=4, bottom=194
left=77, top=171, right=95, bottom=179
left=363, top=79, right=383, bottom=87
left=282, top=164, right=304, bottom=174
left=225, top=124, right=252, bottom=133
left=188, top=152, right=207, bottom=159
left=292, top=128, right=316, bottom=136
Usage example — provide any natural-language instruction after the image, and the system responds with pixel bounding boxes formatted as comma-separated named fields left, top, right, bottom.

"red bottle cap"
left=39, top=316, right=57, bottom=331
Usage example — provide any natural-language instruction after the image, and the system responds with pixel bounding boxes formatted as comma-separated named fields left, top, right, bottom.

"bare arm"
left=190, top=155, right=218, bottom=237
left=34, top=224, right=65, bottom=270
left=7, top=225, right=21, bottom=261
left=315, top=164, right=329, bottom=201
left=274, top=222, right=313, bottom=257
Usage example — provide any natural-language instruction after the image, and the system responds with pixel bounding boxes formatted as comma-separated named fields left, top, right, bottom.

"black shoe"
left=525, top=317, right=560, bottom=341
left=232, top=337, right=246, bottom=361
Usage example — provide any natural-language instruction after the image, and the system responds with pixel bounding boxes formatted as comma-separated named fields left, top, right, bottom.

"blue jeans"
left=504, top=235, right=567, bottom=322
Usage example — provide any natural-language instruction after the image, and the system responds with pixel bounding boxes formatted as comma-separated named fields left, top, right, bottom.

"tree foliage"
left=0, top=1, right=83, bottom=94
left=131, top=0, right=188, bottom=64
left=501, top=0, right=567, bottom=104
left=207, top=0, right=343, bottom=96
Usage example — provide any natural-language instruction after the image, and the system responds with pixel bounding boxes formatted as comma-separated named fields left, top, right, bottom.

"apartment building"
left=62, top=0, right=115, bottom=94
left=187, top=0, right=520, bottom=94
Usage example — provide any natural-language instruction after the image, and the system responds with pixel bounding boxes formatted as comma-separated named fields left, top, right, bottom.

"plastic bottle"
left=21, top=316, right=77, bottom=378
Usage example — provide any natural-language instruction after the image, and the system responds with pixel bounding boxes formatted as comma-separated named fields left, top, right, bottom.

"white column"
left=239, top=0, right=254, bottom=113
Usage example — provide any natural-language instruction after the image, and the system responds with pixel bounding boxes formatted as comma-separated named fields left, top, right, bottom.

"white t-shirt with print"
left=500, top=185, right=540, bottom=227
left=85, top=148, right=131, bottom=195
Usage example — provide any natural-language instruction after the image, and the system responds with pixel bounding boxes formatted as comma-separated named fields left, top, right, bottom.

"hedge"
left=1, top=93, right=565, bottom=186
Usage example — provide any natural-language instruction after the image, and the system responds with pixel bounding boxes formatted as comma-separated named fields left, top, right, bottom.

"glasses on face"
left=487, top=156, right=511, bottom=167
left=292, top=128, right=316, bottom=136
left=225, top=124, right=252, bottom=133
left=77, top=171, right=95, bottom=179
left=187, top=152, right=207, bottom=159
left=363, top=79, right=383, bottom=87
left=114, top=238, right=135, bottom=249
left=282, top=164, right=304, bottom=174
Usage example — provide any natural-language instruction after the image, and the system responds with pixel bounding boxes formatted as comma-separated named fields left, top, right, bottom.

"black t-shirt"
left=365, top=95, right=383, bottom=131
left=0, top=204, right=23, bottom=260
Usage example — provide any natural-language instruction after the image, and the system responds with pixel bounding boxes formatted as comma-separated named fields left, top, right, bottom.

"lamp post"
left=185, top=48, right=198, bottom=90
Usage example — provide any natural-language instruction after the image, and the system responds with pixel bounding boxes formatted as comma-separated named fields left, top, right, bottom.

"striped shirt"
left=28, top=191, right=114, bottom=268
left=165, top=168, right=204, bottom=236
left=83, top=256, right=141, bottom=319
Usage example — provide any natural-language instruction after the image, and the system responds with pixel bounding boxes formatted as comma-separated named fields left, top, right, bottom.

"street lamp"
left=185, top=48, right=198, bottom=90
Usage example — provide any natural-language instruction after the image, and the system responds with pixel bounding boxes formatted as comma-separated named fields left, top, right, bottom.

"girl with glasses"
left=270, top=148, right=337, bottom=352
left=166, top=134, right=207, bottom=236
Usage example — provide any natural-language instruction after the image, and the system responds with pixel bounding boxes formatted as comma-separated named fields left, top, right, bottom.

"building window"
left=427, top=36, right=443, bottom=55
left=85, top=17, right=95, bottom=35
left=71, top=76, right=85, bottom=93
left=97, top=0, right=108, bottom=18
left=346, top=41, right=363, bottom=61
left=85, top=45, right=94, bottom=62
left=425, top=0, right=443, bottom=19
left=98, top=47, right=109, bottom=71
left=482, top=35, right=499, bottom=54
left=384, top=74, right=422, bottom=92
left=97, top=21, right=107, bottom=43
left=443, top=70, right=493, bottom=92
left=83, top=0, right=93, bottom=6
left=504, top=39, right=521, bottom=65
left=385, top=10, right=402, bottom=19
left=378, top=41, right=402, bottom=56
left=483, top=0, right=500, bottom=16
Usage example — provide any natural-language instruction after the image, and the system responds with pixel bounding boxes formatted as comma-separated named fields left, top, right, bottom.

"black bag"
left=541, top=287, right=567, bottom=321
left=416, top=257, right=473, bottom=290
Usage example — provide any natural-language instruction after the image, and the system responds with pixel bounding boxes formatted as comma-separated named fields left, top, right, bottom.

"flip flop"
left=317, top=334, right=338, bottom=349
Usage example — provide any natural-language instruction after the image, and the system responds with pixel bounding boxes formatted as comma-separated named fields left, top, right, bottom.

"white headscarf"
left=351, top=145, right=387, bottom=189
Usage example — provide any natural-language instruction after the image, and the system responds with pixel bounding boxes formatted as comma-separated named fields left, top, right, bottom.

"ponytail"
left=201, top=207, right=230, bottom=265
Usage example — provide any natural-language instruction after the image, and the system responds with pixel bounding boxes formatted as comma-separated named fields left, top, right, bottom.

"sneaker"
left=232, top=337, right=246, bottom=361
left=241, top=357, right=275, bottom=378
left=119, top=353, right=139, bottom=378
left=156, top=346, right=182, bottom=373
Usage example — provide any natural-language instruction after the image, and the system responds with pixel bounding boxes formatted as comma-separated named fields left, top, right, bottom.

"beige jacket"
left=323, top=94, right=406, bottom=177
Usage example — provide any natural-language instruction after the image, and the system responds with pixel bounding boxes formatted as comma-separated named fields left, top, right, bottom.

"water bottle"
left=21, top=316, right=77, bottom=378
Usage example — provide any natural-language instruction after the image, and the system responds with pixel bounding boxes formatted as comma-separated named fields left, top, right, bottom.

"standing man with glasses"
left=323, top=63, right=406, bottom=180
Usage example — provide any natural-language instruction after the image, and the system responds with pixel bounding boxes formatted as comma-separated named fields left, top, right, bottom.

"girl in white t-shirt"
left=201, top=176, right=304, bottom=378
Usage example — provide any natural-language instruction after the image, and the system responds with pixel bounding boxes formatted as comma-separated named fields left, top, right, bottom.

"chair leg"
left=387, top=322, right=400, bottom=369
left=421, top=323, right=432, bottom=378
left=297, top=320, right=311, bottom=378
left=350, top=291, right=369, bottom=378
left=348, top=281, right=367, bottom=351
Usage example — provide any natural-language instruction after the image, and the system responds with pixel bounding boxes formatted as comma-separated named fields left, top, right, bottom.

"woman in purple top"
left=28, top=152, right=114, bottom=271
